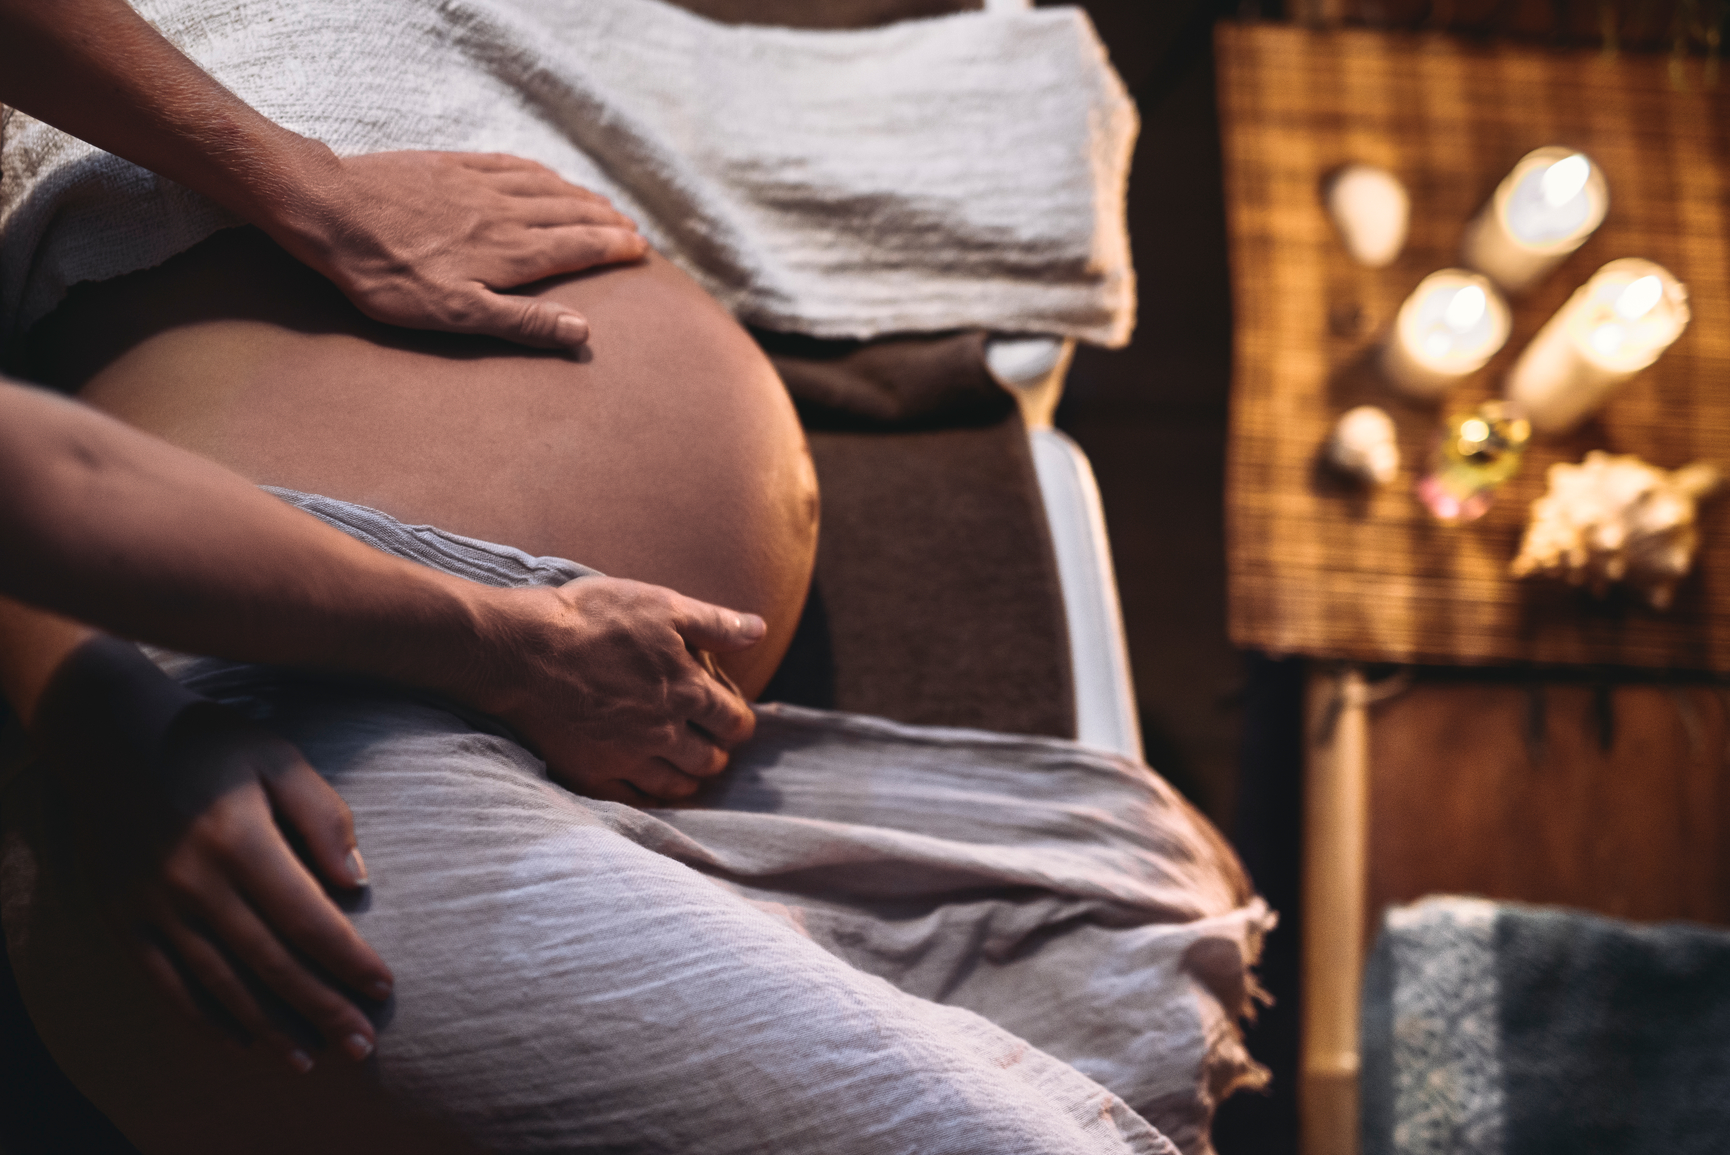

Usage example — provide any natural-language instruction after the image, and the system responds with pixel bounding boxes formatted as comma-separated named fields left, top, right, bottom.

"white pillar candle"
left=1503, top=257, right=1691, bottom=435
left=1380, top=269, right=1512, bottom=401
left=1461, top=147, right=1609, bottom=295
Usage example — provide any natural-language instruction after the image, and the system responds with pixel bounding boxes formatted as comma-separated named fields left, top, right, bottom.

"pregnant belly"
left=27, top=229, right=818, bottom=694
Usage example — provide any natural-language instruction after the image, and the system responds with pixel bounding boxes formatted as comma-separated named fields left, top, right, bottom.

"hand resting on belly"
left=0, top=375, right=776, bottom=1073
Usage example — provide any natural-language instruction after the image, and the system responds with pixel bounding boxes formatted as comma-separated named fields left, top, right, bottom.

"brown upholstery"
left=759, top=332, right=1076, bottom=740
left=658, top=0, right=1077, bottom=739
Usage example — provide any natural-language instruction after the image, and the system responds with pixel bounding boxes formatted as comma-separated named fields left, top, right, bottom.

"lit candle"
left=1380, top=269, right=1512, bottom=401
left=1461, top=147, right=1609, bottom=295
left=1503, top=258, right=1691, bottom=436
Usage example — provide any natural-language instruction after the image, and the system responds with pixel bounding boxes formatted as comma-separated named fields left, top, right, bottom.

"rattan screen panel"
left=1219, top=22, right=1730, bottom=669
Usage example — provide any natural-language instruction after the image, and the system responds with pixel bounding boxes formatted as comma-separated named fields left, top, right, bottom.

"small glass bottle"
left=1416, top=401, right=1532, bottom=523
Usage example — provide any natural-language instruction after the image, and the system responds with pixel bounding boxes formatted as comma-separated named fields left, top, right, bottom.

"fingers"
left=152, top=898, right=314, bottom=1074
left=261, top=756, right=366, bottom=890
left=238, top=778, right=395, bottom=1003
left=452, top=152, right=609, bottom=196
left=682, top=675, right=756, bottom=750
left=447, top=153, right=631, bottom=216
left=509, top=188, right=636, bottom=227
left=615, top=758, right=705, bottom=803
left=506, top=225, right=650, bottom=281
left=195, top=881, right=382, bottom=1064
left=673, top=595, right=768, bottom=656
left=235, top=839, right=393, bottom=1003
left=457, top=294, right=592, bottom=349
left=154, top=771, right=391, bottom=1065
left=655, top=722, right=728, bottom=779
left=434, top=227, right=649, bottom=348
left=134, top=936, right=210, bottom=1029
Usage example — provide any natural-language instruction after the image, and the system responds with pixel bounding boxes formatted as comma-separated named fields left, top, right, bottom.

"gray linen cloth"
left=0, top=0, right=1137, bottom=354
left=1361, top=896, right=1730, bottom=1155
left=2, top=490, right=1269, bottom=1155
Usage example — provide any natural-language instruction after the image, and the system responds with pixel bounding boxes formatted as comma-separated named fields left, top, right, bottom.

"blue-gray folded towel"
left=1362, top=896, right=1730, bottom=1155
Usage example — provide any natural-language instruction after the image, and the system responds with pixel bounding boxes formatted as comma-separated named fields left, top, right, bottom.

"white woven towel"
left=0, top=0, right=1137, bottom=350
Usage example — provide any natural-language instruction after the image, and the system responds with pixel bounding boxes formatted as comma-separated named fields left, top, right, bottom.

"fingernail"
left=554, top=314, right=589, bottom=346
left=343, top=1033, right=374, bottom=1061
left=286, top=1048, right=314, bottom=1075
left=367, top=978, right=393, bottom=1001
left=740, top=614, right=766, bottom=640
left=345, top=848, right=369, bottom=887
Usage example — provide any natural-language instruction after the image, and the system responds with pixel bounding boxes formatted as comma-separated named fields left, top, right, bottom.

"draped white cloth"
left=0, top=0, right=1138, bottom=353
left=3, top=490, right=1269, bottom=1155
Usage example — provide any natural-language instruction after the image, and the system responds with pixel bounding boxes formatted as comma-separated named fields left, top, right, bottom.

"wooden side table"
left=1216, top=23, right=1730, bottom=1155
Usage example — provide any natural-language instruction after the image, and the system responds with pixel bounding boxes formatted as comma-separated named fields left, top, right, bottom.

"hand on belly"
left=473, top=577, right=766, bottom=802
left=271, top=150, right=649, bottom=350
left=38, top=231, right=820, bottom=698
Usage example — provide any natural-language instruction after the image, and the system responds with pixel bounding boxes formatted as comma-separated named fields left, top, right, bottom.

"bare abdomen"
left=28, top=229, right=817, bottom=693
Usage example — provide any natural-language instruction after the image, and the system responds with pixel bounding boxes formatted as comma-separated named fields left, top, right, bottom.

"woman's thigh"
left=23, top=229, right=818, bottom=694
left=3, top=690, right=1157, bottom=1155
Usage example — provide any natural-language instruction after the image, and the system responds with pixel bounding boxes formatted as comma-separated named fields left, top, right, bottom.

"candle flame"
left=1614, top=274, right=1663, bottom=321
left=1540, top=153, right=1591, bottom=208
left=1444, top=284, right=1487, bottom=331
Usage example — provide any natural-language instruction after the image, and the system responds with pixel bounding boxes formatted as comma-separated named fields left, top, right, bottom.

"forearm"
left=0, top=380, right=524, bottom=710
left=0, top=0, right=337, bottom=231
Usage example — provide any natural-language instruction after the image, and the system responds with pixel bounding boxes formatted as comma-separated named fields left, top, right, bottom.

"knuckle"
left=661, top=774, right=701, bottom=800
left=323, top=800, right=356, bottom=841
left=513, top=301, right=560, bottom=342
left=160, top=858, right=205, bottom=900
left=274, top=910, right=324, bottom=946
left=434, top=288, right=494, bottom=332
left=251, top=951, right=306, bottom=991
left=303, top=988, right=355, bottom=1027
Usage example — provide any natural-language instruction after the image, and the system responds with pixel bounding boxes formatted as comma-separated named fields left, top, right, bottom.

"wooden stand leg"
left=1300, top=666, right=1369, bottom=1155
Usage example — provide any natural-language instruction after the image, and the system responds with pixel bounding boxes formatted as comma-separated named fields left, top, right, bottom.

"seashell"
left=1510, top=451, right=1720, bottom=609
left=1325, top=164, right=1410, bottom=269
left=1327, top=405, right=1400, bottom=486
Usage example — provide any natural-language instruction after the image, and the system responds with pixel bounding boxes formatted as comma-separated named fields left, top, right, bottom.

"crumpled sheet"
left=3, top=490, right=1268, bottom=1155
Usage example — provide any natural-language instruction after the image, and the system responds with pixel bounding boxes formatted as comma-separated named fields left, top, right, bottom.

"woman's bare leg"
left=25, top=228, right=818, bottom=694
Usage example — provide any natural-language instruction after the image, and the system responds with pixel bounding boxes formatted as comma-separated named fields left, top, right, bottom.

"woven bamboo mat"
left=1219, top=22, right=1730, bottom=669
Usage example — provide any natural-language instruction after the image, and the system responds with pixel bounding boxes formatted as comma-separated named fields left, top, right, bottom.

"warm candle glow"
left=1503, top=257, right=1690, bottom=435
left=1381, top=270, right=1511, bottom=400
left=1462, top=146, right=1609, bottom=294
left=1444, top=284, right=1487, bottom=330
left=1614, top=274, right=1663, bottom=321
left=1540, top=153, right=1591, bottom=209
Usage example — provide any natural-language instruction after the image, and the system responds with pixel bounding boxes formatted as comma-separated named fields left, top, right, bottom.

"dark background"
left=1041, top=2, right=1723, bottom=1150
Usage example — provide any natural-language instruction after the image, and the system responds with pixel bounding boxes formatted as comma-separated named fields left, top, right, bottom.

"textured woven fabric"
left=3, top=491, right=1268, bottom=1155
left=1360, top=897, right=1505, bottom=1155
left=0, top=0, right=1137, bottom=353
left=1217, top=23, right=1730, bottom=669
left=1361, top=896, right=1730, bottom=1155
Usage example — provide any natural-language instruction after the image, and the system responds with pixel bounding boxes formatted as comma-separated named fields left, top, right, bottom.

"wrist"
left=390, top=580, right=551, bottom=724
left=233, top=133, right=350, bottom=261
left=31, top=635, right=206, bottom=786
